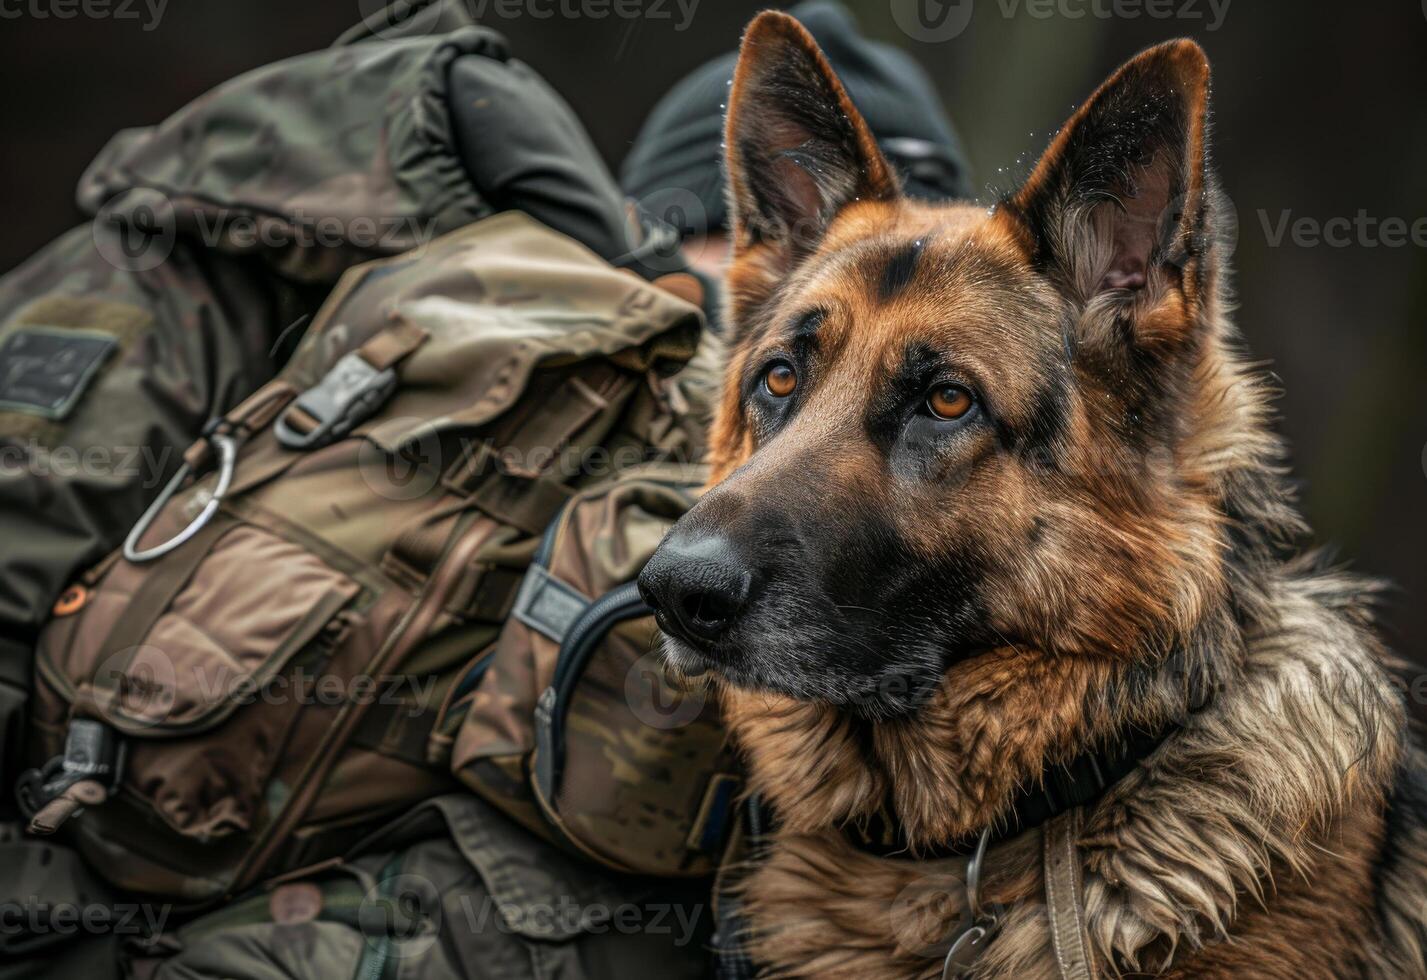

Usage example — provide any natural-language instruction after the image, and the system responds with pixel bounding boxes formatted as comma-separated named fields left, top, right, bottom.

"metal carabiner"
left=943, top=827, right=997, bottom=980
left=122, top=432, right=238, bottom=563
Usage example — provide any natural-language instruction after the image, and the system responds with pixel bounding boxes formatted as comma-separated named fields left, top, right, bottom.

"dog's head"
left=640, top=13, right=1236, bottom=719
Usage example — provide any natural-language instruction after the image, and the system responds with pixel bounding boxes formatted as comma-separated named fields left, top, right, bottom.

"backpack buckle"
left=16, top=720, right=126, bottom=835
left=274, top=351, right=398, bottom=450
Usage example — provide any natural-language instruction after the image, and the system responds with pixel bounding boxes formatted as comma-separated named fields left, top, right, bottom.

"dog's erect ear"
left=1007, top=40, right=1212, bottom=327
left=724, top=11, right=899, bottom=277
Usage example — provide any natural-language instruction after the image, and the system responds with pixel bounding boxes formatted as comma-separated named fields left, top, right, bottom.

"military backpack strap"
left=273, top=319, right=427, bottom=450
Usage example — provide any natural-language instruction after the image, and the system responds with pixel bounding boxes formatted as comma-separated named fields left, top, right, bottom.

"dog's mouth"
left=653, top=619, right=968, bottom=720
left=657, top=631, right=717, bottom=678
left=650, top=610, right=725, bottom=678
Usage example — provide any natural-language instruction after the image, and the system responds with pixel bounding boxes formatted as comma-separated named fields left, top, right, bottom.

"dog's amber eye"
left=764, top=362, right=797, bottom=398
left=926, top=385, right=973, bottom=421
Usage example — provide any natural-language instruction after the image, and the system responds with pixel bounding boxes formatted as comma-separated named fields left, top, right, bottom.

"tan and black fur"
left=637, top=11, right=1427, bottom=978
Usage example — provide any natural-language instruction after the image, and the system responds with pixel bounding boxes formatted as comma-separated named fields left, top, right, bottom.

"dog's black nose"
left=638, top=530, right=753, bottom=647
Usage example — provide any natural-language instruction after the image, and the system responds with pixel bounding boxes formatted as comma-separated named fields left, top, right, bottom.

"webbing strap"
left=1044, top=807, right=1097, bottom=980
left=468, top=472, right=573, bottom=538
left=383, top=366, right=623, bottom=582
left=510, top=564, right=590, bottom=644
left=225, top=379, right=301, bottom=432
left=443, top=563, right=525, bottom=623
left=279, top=405, right=322, bottom=439
left=357, top=318, right=427, bottom=370
left=276, top=319, right=427, bottom=442
left=383, top=506, right=467, bottom=588
left=87, top=514, right=237, bottom=719
left=349, top=699, right=440, bottom=769
left=183, top=380, right=299, bottom=470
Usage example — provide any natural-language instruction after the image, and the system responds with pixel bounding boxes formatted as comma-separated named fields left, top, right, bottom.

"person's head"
left=621, top=0, right=971, bottom=284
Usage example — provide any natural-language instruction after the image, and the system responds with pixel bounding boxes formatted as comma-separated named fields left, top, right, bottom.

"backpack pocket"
left=33, top=516, right=365, bottom=841
left=452, top=465, right=741, bottom=877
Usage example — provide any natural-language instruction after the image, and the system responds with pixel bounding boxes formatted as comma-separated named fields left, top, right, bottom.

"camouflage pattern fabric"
left=26, top=213, right=703, bottom=904
left=454, top=463, right=740, bottom=878
left=0, top=0, right=646, bottom=805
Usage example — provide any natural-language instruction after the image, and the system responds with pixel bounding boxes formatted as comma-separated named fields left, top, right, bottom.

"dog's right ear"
left=723, top=11, right=900, bottom=324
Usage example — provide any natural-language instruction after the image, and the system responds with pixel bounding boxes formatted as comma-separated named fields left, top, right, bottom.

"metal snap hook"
left=943, top=827, right=997, bottom=979
left=122, top=432, right=238, bottom=563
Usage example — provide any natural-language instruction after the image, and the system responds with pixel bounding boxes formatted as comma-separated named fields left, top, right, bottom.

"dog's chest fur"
left=720, top=575, right=1423, bottom=979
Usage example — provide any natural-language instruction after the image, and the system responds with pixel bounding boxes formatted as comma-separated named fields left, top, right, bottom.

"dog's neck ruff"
left=842, top=722, right=1172, bottom=860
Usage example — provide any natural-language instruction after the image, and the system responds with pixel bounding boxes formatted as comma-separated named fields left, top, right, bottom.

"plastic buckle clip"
left=16, top=719, right=126, bottom=819
left=56, top=719, right=125, bottom=790
left=274, top=351, right=397, bottom=451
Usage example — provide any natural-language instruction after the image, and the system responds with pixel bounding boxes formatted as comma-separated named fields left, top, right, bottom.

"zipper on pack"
left=352, top=854, right=404, bottom=980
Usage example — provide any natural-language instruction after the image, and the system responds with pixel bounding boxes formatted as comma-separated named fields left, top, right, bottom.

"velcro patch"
left=0, top=328, right=117, bottom=420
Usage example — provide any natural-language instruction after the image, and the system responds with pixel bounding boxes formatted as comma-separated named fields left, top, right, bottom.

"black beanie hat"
left=620, top=0, right=972, bottom=234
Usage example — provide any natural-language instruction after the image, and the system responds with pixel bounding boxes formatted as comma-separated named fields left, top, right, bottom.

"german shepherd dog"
left=638, top=11, right=1427, bottom=979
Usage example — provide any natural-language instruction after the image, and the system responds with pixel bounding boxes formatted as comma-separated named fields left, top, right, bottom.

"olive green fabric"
left=26, top=213, right=705, bottom=904
left=144, top=794, right=712, bottom=980
left=74, top=32, right=492, bottom=286
left=0, top=1, right=656, bottom=808
left=0, top=833, right=123, bottom=980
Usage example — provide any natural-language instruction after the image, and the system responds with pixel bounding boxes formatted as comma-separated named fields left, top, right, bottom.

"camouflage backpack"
left=17, top=212, right=707, bottom=904
left=451, top=460, right=741, bottom=877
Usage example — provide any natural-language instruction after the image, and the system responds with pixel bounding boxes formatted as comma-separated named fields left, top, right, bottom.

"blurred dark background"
left=2, top=1, right=1424, bottom=681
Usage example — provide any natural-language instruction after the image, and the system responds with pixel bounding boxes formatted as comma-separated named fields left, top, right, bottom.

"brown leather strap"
left=1043, top=807, right=1097, bottom=980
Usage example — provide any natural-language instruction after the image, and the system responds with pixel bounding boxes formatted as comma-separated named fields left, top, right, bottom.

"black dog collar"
left=844, top=724, right=1173, bottom=860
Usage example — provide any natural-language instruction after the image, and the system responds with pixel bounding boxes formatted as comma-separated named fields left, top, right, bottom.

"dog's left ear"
left=722, top=11, right=900, bottom=321
left=1006, top=39, right=1212, bottom=341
